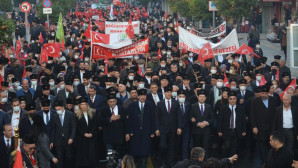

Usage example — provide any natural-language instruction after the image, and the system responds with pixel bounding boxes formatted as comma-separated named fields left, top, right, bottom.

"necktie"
left=230, top=106, right=234, bottom=129
left=180, top=104, right=184, bottom=115
left=242, top=91, right=244, bottom=97
left=46, top=113, right=49, bottom=125
left=59, top=115, right=63, bottom=126
left=201, top=105, right=204, bottom=117
left=153, top=94, right=157, bottom=105
left=7, top=139, right=10, bottom=151
left=111, top=107, right=114, bottom=115
left=167, top=101, right=171, bottom=114
left=141, top=103, right=144, bottom=111
left=91, top=97, right=94, bottom=104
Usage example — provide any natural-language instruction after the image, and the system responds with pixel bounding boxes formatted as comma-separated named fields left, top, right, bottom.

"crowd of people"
left=0, top=0, right=298, bottom=168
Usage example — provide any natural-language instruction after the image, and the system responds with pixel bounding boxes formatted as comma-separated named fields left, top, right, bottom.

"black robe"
left=75, top=112, right=98, bottom=167
left=264, top=145, right=293, bottom=168
left=127, top=101, right=155, bottom=157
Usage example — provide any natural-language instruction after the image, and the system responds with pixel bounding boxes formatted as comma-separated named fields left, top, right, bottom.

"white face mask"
left=74, top=81, right=80, bottom=86
left=162, top=51, right=166, bottom=55
left=211, top=69, right=217, bottom=74
left=167, top=52, right=171, bottom=56
left=13, top=106, right=20, bottom=112
left=228, top=60, right=233, bottom=64
left=1, top=98, right=7, bottom=103
left=273, top=85, right=277, bottom=89
left=14, top=82, right=20, bottom=87
left=106, top=86, right=111, bottom=89
left=189, top=53, right=193, bottom=57
left=256, top=45, right=260, bottom=48
left=240, top=86, right=246, bottom=91
left=178, top=97, right=185, bottom=103
left=49, top=81, right=55, bottom=86
left=51, top=33, right=55, bottom=36
left=202, top=84, right=206, bottom=90
left=172, top=92, right=177, bottom=97
left=231, top=86, right=237, bottom=90
left=134, top=56, right=139, bottom=60
left=74, top=55, right=79, bottom=59
left=139, top=83, right=145, bottom=89
left=235, top=58, right=239, bottom=62
left=179, top=63, right=183, bottom=67
left=48, top=61, right=52, bottom=64
left=160, top=64, right=166, bottom=68
left=56, top=110, right=63, bottom=115
left=85, top=58, right=90, bottom=62
left=229, top=69, right=234, bottom=74
left=31, top=81, right=37, bottom=85
left=128, top=76, right=134, bottom=80
left=140, top=64, right=144, bottom=68
left=60, top=84, right=65, bottom=89
left=256, top=76, right=262, bottom=81
left=216, top=82, right=223, bottom=88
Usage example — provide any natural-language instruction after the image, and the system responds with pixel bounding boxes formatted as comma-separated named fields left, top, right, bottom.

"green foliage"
left=37, top=0, right=76, bottom=24
left=215, top=0, right=257, bottom=23
left=169, top=0, right=212, bottom=21
left=0, top=15, right=15, bottom=48
left=0, top=0, right=12, bottom=12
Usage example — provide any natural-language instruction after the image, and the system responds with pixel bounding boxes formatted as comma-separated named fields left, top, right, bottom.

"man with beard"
left=19, top=103, right=36, bottom=139
left=280, top=72, right=291, bottom=91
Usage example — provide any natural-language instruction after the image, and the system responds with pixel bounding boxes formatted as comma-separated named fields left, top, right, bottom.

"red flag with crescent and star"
left=91, top=31, right=110, bottom=44
left=198, top=42, right=214, bottom=66
left=235, top=44, right=260, bottom=58
left=125, top=15, right=135, bottom=39
left=43, top=43, right=60, bottom=57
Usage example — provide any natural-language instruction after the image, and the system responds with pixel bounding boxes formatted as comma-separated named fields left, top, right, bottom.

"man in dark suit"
left=6, top=98, right=27, bottom=135
left=56, top=78, right=80, bottom=106
left=146, top=82, right=163, bottom=107
left=218, top=91, right=246, bottom=157
left=251, top=85, right=279, bottom=166
left=19, top=103, right=36, bottom=139
left=237, top=78, right=254, bottom=110
left=189, top=89, right=214, bottom=155
left=155, top=85, right=182, bottom=167
left=177, top=89, right=192, bottom=160
left=35, top=84, right=56, bottom=111
left=50, top=98, right=76, bottom=168
left=100, top=93, right=127, bottom=159
left=272, top=94, right=298, bottom=151
left=1, top=82, right=16, bottom=103
left=178, top=75, right=194, bottom=99
left=87, top=85, right=104, bottom=112
left=0, top=124, right=14, bottom=168
left=264, top=62, right=280, bottom=82
left=74, top=61, right=89, bottom=83
left=126, top=89, right=155, bottom=168
left=36, top=99, right=56, bottom=138
left=77, top=72, right=105, bottom=97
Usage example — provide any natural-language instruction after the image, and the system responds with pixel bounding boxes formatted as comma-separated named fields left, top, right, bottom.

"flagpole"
left=89, top=19, right=93, bottom=72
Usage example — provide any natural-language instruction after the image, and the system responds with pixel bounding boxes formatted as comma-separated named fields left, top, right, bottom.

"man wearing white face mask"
left=30, top=74, right=39, bottom=91
left=208, top=75, right=224, bottom=107
left=252, top=70, right=265, bottom=87
left=57, top=78, right=80, bottom=106
left=179, top=75, right=193, bottom=98
left=7, top=98, right=27, bottom=135
left=237, top=79, right=254, bottom=106
left=177, top=89, right=192, bottom=160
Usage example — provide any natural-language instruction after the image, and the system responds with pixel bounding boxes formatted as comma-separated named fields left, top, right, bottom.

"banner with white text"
left=105, top=21, right=140, bottom=34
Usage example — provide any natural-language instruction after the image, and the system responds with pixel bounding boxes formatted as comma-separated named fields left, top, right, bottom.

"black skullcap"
left=45, top=64, right=52, bottom=70
left=239, top=78, right=247, bottom=85
left=54, top=98, right=64, bottom=107
left=1, top=82, right=8, bottom=87
left=198, top=77, right=206, bottom=82
left=228, top=91, right=237, bottom=97
left=282, top=72, right=290, bottom=78
left=41, top=99, right=51, bottom=107
left=160, top=75, right=169, bottom=81
left=23, top=134, right=35, bottom=144
left=26, top=67, right=32, bottom=72
left=193, top=83, right=203, bottom=89
left=66, top=98, right=74, bottom=104
left=274, top=55, right=281, bottom=60
left=79, top=97, right=88, bottom=103
left=106, top=93, right=117, bottom=100
left=18, top=96, right=25, bottom=101
left=25, top=103, right=36, bottom=111
left=83, top=73, right=90, bottom=79
left=222, top=87, right=231, bottom=93
left=30, top=74, right=37, bottom=79
left=271, top=62, right=279, bottom=67
left=197, top=90, right=206, bottom=96
left=107, top=87, right=116, bottom=93
left=137, top=89, right=147, bottom=95
left=163, top=85, right=172, bottom=92
left=65, top=78, right=73, bottom=85
left=261, top=85, right=270, bottom=92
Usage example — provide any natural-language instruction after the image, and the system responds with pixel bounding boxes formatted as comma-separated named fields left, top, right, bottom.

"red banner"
left=92, top=38, right=149, bottom=59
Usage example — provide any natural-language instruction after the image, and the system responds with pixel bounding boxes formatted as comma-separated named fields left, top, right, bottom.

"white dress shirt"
left=110, top=105, right=119, bottom=115
left=65, top=91, right=69, bottom=99
left=283, top=106, right=293, bottom=128
left=43, top=112, right=50, bottom=125
left=11, top=111, right=20, bottom=134
left=85, top=84, right=90, bottom=93
left=83, top=113, right=88, bottom=125
left=60, top=111, right=65, bottom=125
left=198, top=103, right=205, bottom=112
left=139, top=101, right=145, bottom=110
left=152, top=93, right=160, bottom=105
left=229, top=104, right=236, bottom=128
left=4, top=136, right=11, bottom=147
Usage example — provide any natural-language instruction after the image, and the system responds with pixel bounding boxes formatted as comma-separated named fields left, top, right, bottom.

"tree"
left=0, top=0, right=12, bottom=12
left=0, top=15, right=15, bottom=48
left=36, top=0, right=76, bottom=24
left=215, top=0, right=257, bottom=24
left=169, top=0, right=212, bottom=21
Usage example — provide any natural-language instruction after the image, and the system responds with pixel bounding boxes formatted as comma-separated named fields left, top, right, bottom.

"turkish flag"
left=224, top=73, right=231, bottom=88
left=198, top=42, right=214, bottom=66
left=84, top=20, right=91, bottom=38
left=0, top=75, right=3, bottom=90
left=113, top=0, right=121, bottom=6
left=138, top=64, right=144, bottom=77
left=276, top=69, right=280, bottom=81
left=259, top=76, right=267, bottom=86
left=234, top=44, right=254, bottom=55
left=92, top=31, right=110, bottom=44
left=39, top=32, right=43, bottom=44
left=94, top=21, right=105, bottom=31
left=13, top=146, right=23, bottom=168
left=22, top=67, right=26, bottom=79
left=164, top=11, right=167, bottom=18
left=158, top=48, right=162, bottom=59
left=104, top=58, right=108, bottom=75
left=280, top=78, right=296, bottom=100
left=40, top=48, right=48, bottom=65
left=125, top=15, right=135, bottom=39
left=43, top=43, right=60, bottom=57
left=16, top=40, right=22, bottom=58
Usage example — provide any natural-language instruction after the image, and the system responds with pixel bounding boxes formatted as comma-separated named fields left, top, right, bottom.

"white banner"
left=199, top=21, right=226, bottom=38
left=105, top=21, right=140, bottom=34
left=179, top=27, right=239, bottom=55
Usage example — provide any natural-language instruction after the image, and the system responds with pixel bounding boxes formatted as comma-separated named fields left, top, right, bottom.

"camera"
left=106, top=149, right=119, bottom=168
